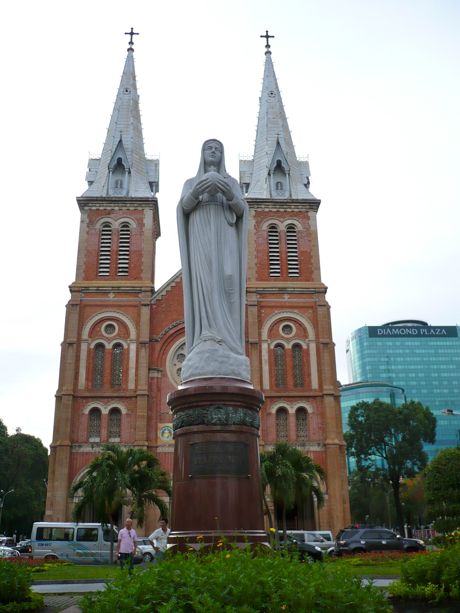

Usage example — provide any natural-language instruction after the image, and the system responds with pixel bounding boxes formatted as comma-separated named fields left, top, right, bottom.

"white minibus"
left=31, top=522, right=118, bottom=564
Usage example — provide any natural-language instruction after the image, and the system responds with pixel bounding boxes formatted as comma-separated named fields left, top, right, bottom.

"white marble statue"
left=177, top=139, right=250, bottom=381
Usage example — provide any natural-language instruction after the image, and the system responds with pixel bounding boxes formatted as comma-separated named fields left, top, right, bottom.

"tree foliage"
left=260, top=443, right=325, bottom=534
left=0, top=420, right=48, bottom=538
left=424, top=447, right=460, bottom=523
left=345, top=400, right=436, bottom=532
left=400, top=474, right=427, bottom=527
left=348, top=468, right=394, bottom=527
left=70, top=444, right=171, bottom=546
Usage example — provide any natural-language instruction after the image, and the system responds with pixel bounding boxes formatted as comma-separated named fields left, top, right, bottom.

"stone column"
left=167, top=377, right=267, bottom=549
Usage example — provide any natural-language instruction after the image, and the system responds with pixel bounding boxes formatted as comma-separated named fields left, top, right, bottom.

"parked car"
left=279, top=530, right=332, bottom=552
left=136, top=537, right=156, bottom=561
left=0, top=546, right=20, bottom=558
left=334, top=527, right=425, bottom=555
left=275, top=534, right=323, bottom=562
left=14, top=539, right=32, bottom=556
left=309, top=530, right=334, bottom=543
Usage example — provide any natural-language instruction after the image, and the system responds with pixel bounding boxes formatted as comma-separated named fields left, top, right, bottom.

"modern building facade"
left=45, top=36, right=350, bottom=536
left=346, top=320, right=460, bottom=460
left=340, top=381, right=406, bottom=471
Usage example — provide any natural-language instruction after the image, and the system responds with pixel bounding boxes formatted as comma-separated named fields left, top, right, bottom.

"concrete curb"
left=33, top=579, right=111, bottom=585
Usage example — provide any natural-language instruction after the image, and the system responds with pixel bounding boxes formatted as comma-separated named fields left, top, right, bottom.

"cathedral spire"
left=240, top=38, right=313, bottom=200
left=83, top=32, right=158, bottom=198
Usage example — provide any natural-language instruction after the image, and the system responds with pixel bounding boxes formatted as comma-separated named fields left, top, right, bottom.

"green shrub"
left=432, top=528, right=460, bottom=548
left=433, top=517, right=460, bottom=534
left=0, top=593, right=44, bottom=612
left=0, top=560, right=32, bottom=604
left=0, top=561, right=43, bottom=611
left=389, top=581, right=448, bottom=603
left=389, top=543, right=460, bottom=603
left=81, top=548, right=391, bottom=612
left=445, top=528, right=460, bottom=546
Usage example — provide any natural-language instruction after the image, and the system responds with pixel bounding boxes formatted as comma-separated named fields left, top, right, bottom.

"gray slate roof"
left=241, top=50, right=315, bottom=200
left=82, top=49, right=158, bottom=198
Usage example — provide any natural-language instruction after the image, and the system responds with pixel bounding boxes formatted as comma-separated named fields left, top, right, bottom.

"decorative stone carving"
left=173, top=405, right=260, bottom=431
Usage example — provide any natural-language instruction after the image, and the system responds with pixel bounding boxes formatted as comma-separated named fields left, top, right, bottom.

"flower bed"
left=332, top=550, right=428, bottom=566
left=2, top=557, right=71, bottom=572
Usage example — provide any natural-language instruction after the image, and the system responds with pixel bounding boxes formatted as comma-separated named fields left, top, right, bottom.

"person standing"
left=116, top=518, right=137, bottom=572
left=148, top=518, right=170, bottom=563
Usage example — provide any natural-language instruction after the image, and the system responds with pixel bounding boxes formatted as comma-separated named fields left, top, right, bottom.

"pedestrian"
left=148, top=518, right=170, bottom=563
left=116, top=518, right=137, bottom=572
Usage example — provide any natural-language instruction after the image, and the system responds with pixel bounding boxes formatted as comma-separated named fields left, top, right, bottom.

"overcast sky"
left=1, top=0, right=459, bottom=448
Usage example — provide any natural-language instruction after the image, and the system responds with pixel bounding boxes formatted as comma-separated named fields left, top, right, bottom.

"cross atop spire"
left=260, top=30, right=274, bottom=54
left=125, top=27, right=139, bottom=51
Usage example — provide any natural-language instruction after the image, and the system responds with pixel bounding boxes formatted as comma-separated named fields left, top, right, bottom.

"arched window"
left=274, top=344, right=286, bottom=388
left=108, top=408, right=122, bottom=440
left=275, top=181, right=283, bottom=191
left=98, top=223, right=112, bottom=276
left=117, top=223, right=131, bottom=276
left=296, top=407, right=308, bottom=443
left=292, top=343, right=304, bottom=388
left=286, top=224, right=299, bottom=276
left=268, top=225, right=281, bottom=277
left=276, top=408, right=288, bottom=441
left=111, top=344, right=123, bottom=387
left=93, top=344, right=105, bottom=388
left=88, top=408, right=101, bottom=441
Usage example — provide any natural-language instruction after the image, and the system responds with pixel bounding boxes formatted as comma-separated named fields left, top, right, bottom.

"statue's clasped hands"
left=192, top=172, right=234, bottom=201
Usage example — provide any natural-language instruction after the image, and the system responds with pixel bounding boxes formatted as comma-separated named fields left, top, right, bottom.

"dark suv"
left=335, top=527, right=425, bottom=555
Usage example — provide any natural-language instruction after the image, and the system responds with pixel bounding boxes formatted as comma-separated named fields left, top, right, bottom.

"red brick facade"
left=45, top=192, right=350, bottom=536
left=45, top=47, right=350, bottom=537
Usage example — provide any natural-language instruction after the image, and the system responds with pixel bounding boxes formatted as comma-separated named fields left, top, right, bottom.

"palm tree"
left=260, top=449, right=295, bottom=533
left=70, top=444, right=171, bottom=562
left=261, top=443, right=326, bottom=537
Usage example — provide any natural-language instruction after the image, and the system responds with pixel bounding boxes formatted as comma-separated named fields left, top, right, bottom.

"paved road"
left=32, top=582, right=107, bottom=594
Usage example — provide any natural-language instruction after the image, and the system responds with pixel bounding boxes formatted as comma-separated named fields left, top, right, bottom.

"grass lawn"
left=33, top=564, right=120, bottom=581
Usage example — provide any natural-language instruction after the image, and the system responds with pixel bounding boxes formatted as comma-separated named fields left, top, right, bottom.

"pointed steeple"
left=83, top=40, right=158, bottom=198
left=240, top=38, right=314, bottom=200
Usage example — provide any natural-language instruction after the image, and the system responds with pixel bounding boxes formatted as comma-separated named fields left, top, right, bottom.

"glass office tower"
left=340, top=381, right=406, bottom=471
left=346, top=320, right=460, bottom=460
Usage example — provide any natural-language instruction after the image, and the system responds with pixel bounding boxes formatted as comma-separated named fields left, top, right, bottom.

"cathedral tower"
left=45, top=34, right=350, bottom=536
left=45, top=38, right=160, bottom=521
left=239, top=37, right=350, bottom=532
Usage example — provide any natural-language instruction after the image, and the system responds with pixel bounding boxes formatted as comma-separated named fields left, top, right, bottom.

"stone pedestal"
left=167, top=378, right=267, bottom=549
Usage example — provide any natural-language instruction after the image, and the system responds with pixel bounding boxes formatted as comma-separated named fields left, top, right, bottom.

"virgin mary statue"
left=177, top=139, right=250, bottom=382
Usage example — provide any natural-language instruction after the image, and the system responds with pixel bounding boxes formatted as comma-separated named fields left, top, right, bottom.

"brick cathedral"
left=45, top=37, right=350, bottom=536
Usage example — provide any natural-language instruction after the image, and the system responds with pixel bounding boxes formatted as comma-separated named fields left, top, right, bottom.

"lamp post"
left=0, top=489, right=14, bottom=533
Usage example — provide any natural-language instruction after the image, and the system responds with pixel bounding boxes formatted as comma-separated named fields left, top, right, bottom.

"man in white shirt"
left=148, top=518, right=170, bottom=563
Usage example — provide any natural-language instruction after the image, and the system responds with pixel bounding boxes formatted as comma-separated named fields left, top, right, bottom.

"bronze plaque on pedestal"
left=190, top=441, right=249, bottom=477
